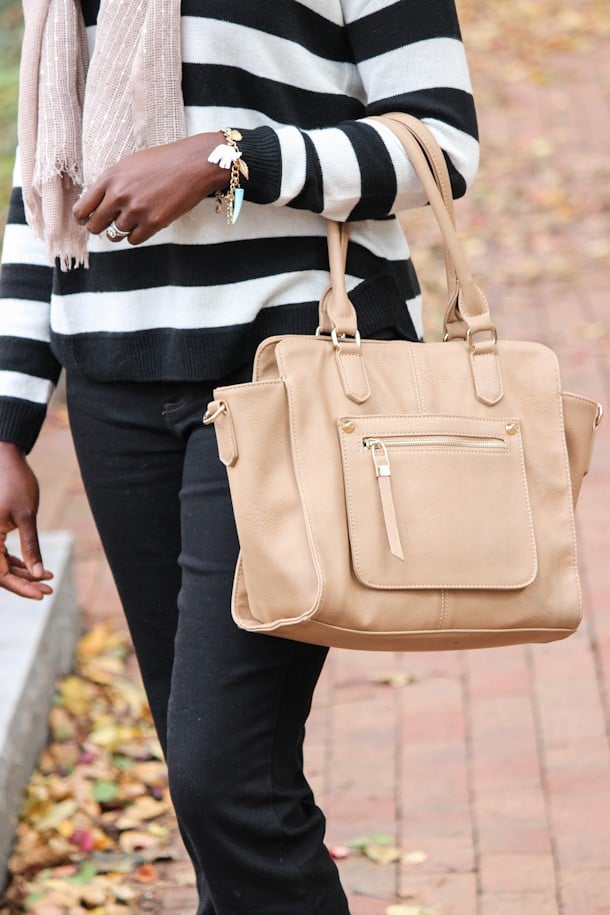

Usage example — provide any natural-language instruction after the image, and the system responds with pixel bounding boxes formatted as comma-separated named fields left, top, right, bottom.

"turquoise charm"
left=232, top=187, right=244, bottom=224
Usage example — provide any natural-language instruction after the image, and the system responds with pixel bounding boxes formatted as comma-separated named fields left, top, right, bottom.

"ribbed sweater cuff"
left=237, top=126, right=282, bottom=205
left=0, top=398, right=48, bottom=454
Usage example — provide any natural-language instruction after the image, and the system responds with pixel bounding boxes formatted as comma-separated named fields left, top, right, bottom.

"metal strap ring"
left=202, top=403, right=226, bottom=425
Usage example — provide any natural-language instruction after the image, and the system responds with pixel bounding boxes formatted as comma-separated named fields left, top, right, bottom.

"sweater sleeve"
left=0, top=154, right=59, bottom=453
left=237, top=0, right=479, bottom=221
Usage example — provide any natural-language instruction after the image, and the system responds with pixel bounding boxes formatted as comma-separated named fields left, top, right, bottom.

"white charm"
left=208, top=144, right=242, bottom=170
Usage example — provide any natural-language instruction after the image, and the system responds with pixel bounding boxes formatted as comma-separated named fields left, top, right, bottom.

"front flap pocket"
left=338, top=414, right=537, bottom=590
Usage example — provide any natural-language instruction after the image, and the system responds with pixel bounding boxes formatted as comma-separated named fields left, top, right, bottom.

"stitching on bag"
left=407, top=345, right=424, bottom=412
left=472, top=352, right=504, bottom=402
left=217, top=379, right=285, bottom=394
left=341, top=426, right=376, bottom=594
left=563, top=391, right=596, bottom=407
left=439, top=590, right=447, bottom=629
left=336, top=350, right=371, bottom=401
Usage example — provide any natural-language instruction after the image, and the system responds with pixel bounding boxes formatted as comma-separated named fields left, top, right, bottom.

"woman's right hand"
left=0, top=442, right=53, bottom=600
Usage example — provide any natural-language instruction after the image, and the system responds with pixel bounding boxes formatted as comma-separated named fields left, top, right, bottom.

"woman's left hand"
left=73, top=132, right=230, bottom=245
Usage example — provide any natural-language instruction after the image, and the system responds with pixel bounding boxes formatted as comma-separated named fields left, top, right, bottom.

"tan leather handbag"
left=204, top=114, right=602, bottom=651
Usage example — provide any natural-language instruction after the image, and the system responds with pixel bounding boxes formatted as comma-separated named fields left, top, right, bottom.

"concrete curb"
left=0, top=531, right=78, bottom=891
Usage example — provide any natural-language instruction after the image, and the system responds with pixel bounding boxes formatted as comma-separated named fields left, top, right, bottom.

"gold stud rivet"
left=340, top=419, right=355, bottom=434
left=506, top=422, right=518, bottom=436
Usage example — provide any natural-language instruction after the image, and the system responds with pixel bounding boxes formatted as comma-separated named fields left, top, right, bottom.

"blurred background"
left=0, top=2, right=609, bottom=914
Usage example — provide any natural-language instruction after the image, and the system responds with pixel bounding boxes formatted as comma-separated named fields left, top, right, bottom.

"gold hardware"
left=505, top=422, right=518, bottom=436
left=203, top=402, right=226, bottom=425
left=466, top=325, right=498, bottom=351
left=340, top=419, right=356, bottom=434
left=331, top=327, right=361, bottom=350
left=595, top=403, right=604, bottom=428
left=364, top=434, right=505, bottom=451
left=368, top=439, right=391, bottom=478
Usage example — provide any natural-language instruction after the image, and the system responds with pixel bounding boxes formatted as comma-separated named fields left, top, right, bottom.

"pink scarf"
left=18, top=0, right=185, bottom=270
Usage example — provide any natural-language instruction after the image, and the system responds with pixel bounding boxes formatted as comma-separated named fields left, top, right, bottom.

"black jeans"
left=66, top=366, right=350, bottom=915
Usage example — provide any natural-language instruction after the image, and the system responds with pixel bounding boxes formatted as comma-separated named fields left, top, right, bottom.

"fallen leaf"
left=91, top=780, right=119, bottom=804
left=112, top=884, right=138, bottom=903
left=114, top=795, right=171, bottom=830
left=577, top=321, right=607, bottom=340
left=347, top=833, right=394, bottom=852
left=58, top=676, right=96, bottom=717
left=133, top=863, right=158, bottom=884
left=49, top=707, right=78, bottom=743
left=66, top=861, right=97, bottom=885
left=371, top=672, right=416, bottom=688
left=89, top=724, right=142, bottom=752
left=364, top=844, right=402, bottom=865
left=118, top=831, right=162, bottom=854
left=128, top=761, right=168, bottom=788
left=327, top=845, right=351, bottom=860
left=36, top=799, right=79, bottom=833
left=402, top=850, right=428, bottom=865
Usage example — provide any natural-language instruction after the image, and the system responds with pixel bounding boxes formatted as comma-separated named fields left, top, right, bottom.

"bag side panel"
left=213, top=379, right=321, bottom=624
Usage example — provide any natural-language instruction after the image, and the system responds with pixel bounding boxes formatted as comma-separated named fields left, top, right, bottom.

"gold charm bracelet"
left=212, top=129, right=249, bottom=225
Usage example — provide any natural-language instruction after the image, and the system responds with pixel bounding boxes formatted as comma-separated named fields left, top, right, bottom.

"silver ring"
left=106, top=220, right=132, bottom=240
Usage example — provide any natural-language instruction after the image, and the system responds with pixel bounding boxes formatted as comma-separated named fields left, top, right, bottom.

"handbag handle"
left=318, top=114, right=461, bottom=338
left=320, top=114, right=503, bottom=405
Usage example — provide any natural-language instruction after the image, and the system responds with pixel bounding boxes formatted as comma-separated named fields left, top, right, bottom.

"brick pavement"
left=22, top=29, right=610, bottom=915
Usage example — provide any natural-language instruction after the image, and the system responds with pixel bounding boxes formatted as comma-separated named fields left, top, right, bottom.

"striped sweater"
left=0, top=0, right=478, bottom=452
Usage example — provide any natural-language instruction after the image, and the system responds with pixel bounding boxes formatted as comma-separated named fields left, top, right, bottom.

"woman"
left=0, top=1, right=478, bottom=912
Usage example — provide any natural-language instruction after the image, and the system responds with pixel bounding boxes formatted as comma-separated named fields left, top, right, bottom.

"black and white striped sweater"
left=0, top=0, right=478, bottom=452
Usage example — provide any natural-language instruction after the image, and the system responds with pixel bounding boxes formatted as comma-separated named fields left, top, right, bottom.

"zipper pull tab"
left=369, top=440, right=404, bottom=561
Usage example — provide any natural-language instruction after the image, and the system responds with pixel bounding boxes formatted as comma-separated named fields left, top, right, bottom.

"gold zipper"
left=364, top=434, right=506, bottom=451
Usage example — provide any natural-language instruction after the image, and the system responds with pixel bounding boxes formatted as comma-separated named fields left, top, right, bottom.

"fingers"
left=74, top=196, right=137, bottom=245
left=17, top=511, right=45, bottom=579
left=0, top=551, right=53, bottom=600
left=73, top=183, right=106, bottom=225
left=8, top=556, right=53, bottom=582
left=73, top=184, right=136, bottom=241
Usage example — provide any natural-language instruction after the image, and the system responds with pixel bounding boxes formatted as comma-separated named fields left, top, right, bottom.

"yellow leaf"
left=49, top=706, right=78, bottom=743
left=81, top=656, right=125, bottom=685
left=364, top=844, right=402, bottom=865
left=36, top=799, right=79, bottom=833
left=76, top=623, right=114, bottom=660
left=110, top=679, right=148, bottom=716
left=115, top=795, right=171, bottom=830
left=371, top=672, right=416, bottom=688
left=128, top=761, right=168, bottom=788
left=89, top=724, right=140, bottom=751
left=58, top=676, right=94, bottom=717
left=402, top=850, right=428, bottom=865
